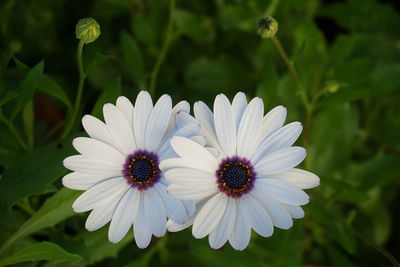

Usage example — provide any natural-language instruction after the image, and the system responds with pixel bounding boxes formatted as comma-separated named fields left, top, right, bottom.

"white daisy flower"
left=62, top=91, right=199, bottom=248
left=162, top=92, right=320, bottom=250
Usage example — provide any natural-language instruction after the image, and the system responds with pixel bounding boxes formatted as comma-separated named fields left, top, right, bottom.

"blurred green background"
left=0, top=0, right=399, bottom=266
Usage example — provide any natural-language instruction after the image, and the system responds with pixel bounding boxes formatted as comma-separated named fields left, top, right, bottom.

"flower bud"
left=75, top=18, right=101, bottom=44
left=257, top=16, right=278, bottom=39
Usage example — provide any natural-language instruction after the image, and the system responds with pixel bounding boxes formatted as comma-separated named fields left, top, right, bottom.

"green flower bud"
left=75, top=18, right=101, bottom=44
left=257, top=16, right=278, bottom=39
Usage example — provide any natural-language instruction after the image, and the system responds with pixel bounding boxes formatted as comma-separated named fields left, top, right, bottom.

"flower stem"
left=270, top=36, right=310, bottom=110
left=148, top=0, right=176, bottom=96
left=62, top=40, right=86, bottom=138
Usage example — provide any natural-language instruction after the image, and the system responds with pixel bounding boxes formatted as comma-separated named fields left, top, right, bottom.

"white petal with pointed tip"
left=251, top=190, right=293, bottom=229
left=237, top=97, right=263, bottom=158
left=116, top=96, right=134, bottom=129
left=134, top=91, right=153, bottom=148
left=143, top=188, right=166, bottom=237
left=155, top=183, right=188, bottom=224
left=72, top=178, right=128, bottom=212
left=231, top=92, right=247, bottom=129
left=103, top=104, right=136, bottom=155
left=109, top=188, right=140, bottom=243
left=72, top=137, right=125, bottom=165
left=214, top=94, right=236, bottom=156
left=283, top=204, right=305, bottom=218
left=229, top=200, right=250, bottom=251
left=254, top=146, right=306, bottom=175
left=144, top=94, right=172, bottom=152
left=255, top=106, right=287, bottom=147
left=165, top=168, right=215, bottom=188
left=242, top=195, right=273, bottom=237
left=82, top=115, right=115, bottom=147
left=209, top=197, right=236, bottom=249
left=192, top=192, right=228, bottom=238
left=251, top=122, right=302, bottom=163
left=133, top=197, right=152, bottom=248
left=62, top=172, right=119, bottom=190
left=268, top=168, right=320, bottom=189
left=256, top=179, right=310, bottom=205
left=85, top=195, right=121, bottom=231
left=171, top=136, right=218, bottom=172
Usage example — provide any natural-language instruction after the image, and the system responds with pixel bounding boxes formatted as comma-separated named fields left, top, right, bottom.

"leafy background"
left=0, top=0, right=399, bottom=266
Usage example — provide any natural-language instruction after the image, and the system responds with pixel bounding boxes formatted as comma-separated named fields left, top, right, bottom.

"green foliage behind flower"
left=0, top=0, right=399, bottom=266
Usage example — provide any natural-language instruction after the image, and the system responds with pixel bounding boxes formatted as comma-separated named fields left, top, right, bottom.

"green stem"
left=0, top=111, right=28, bottom=150
left=271, top=36, right=310, bottom=110
left=349, top=225, right=400, bottom=267
left=265, top=0, right=281, bottom=16
left=62, top=40, right=86, bottom=138
left=148, top=0, right=176, bottom=96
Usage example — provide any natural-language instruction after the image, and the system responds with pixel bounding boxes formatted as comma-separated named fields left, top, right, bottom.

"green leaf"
left=10, top=61, right=44, bottom=121
left=120, top=32, right=145, bottom=82
left=86, top=52, right=112, bottom=76
left=0, top=188, right=81, bottom=254
left=0, top=241, right=82, bottom=266
left=0, top=91, right=19, bottom=107
left=91, top=76, right=122, bottom=118
left=38, top=76, right=73, bottom=111
left=22, top=100, right=34, bottom=147
left=0, top=137, right=76, bottom=211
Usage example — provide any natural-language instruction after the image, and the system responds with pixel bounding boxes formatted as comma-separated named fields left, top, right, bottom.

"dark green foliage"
left=0, top=0, right=399, bottom=266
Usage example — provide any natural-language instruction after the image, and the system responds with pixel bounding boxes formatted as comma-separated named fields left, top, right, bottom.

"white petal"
left=241, top=195, right=273, bottom=237
left=167, top=216, right=195, bottom=232
left=72, top=178, right=128, bottom=212
left=231, top=92, right=247, bottom=130
left=283, top=204, right=305, bottom=218
left=229, top=199, right=251, bottom=251
left=192, top=193, right=228, bottom=238
left=62, top=172, right=118, bottom=190
left=251, top=190, right=292, bottom=229
left=214, top=94, right=236, bottom=156
left=144, top=94, right=172, bottom=152
left=167, top=184, right=218, bottom=201
left=133, top=197, right=152, bottom=248
left=206, top=147, right=220, bottom=159
left=134, top=91, right=153, bottom=149
left=109, top=188, right=140, bottom=243
left=72, top=137, right=125, bottom=165
left=82, top=115, right=115, bottom=147
left=255, top=106, right=287, bottom=146
left=103, top=104, right=136, bottom=155
left=85, top=194, right=121, bottom=231
left=183, top=199, right=196, bottom=216
left=251, top=122, right=302, bottom=163
left=155, top=183, right=187, bottom=224
left=143, top=188, right=166, bottom=237
left=190, top=135, right=206, bottom=146
left=63, top=155, right=122, bottom=176
left=158, top=123, right=201, bottom=157
left=176, top=111, right=197, bottom=128
left=194, top=101, right=220, bottom=149
left=159, top=158, right=194, bottom=172
left=159, top=100, right=190, bottom=147
left=256, top=179, right=310, bottom=205
left=116, top=96, right=134, bottom=129
left=254, top=147, right=306, bottom=175
left=170, top=136, right=218, bottom=172
left=236, top=97, right=263, bottom=158
left=165, top=168, right=215, bottom=188
left=268, top=168, right=320, bottom=189
left=209, top=197, right=236, bottom=249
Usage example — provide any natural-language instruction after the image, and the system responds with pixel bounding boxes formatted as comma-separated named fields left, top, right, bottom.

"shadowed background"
left=0, top=0, right=399, bottom=266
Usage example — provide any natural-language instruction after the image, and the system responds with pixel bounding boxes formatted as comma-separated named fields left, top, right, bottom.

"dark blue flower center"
left=216, top=156, right=256, bottom=198
left=122, top=150, right=160, bottom=190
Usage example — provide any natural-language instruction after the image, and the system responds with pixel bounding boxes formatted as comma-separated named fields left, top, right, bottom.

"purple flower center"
left=216, top=156, right=256, bottom=198
left=122, top=150, right=161, bottom=191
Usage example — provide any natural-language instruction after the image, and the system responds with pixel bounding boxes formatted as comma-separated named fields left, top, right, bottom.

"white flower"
left=62, top=91, right=200, bottom=248
left=162, top=92, right=320, bottom=250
